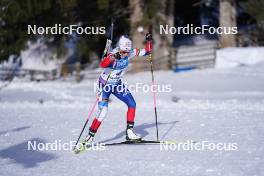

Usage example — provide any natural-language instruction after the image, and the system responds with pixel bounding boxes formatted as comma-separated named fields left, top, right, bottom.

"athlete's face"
left=119, top=50, right=129, bottom=58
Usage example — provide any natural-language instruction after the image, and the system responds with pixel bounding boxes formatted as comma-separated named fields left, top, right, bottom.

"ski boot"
left=126, top=128, right=141, bottom=141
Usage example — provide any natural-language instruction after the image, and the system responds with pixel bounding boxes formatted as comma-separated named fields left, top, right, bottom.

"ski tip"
left=73, top=148, right=83, bottom=154
left=160, top=140, right=177, bottom=144
left=74, top=150, right=80, bottom=154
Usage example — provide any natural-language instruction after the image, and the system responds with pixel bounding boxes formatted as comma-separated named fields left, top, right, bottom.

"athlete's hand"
left=145, top=33, right=153, bottom=53
left=108, top=53, right=117, bottom=60
left=146, top=33, right=152, bottom=41
left=113, top=52, right=121, bottom=60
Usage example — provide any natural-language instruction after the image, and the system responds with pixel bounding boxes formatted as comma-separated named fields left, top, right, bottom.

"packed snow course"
left=0, top=61, right=264, bottom=176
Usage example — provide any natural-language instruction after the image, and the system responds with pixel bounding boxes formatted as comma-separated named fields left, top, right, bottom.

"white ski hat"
left=118, top=36, right=132, bottom=52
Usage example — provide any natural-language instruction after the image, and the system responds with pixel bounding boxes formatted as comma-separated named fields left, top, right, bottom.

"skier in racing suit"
left=85, top=33, right=152, bottom=143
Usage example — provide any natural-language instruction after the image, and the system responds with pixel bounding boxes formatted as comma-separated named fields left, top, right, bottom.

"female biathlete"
left=85, top=33, right=152, bottom=144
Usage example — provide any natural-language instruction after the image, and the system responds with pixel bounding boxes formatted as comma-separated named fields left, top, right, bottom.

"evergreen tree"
left=0, top=0, right=129, bottom=63
left=240, top=0, right=264, bottom=45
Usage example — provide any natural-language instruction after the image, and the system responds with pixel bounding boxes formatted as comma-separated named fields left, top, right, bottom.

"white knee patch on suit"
left=97, top=106, right=108, bottom=122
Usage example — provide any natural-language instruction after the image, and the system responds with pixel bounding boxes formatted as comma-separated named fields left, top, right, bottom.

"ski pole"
left=73, top=98, right=99, bottom=151
left=148, top=38, right=159, bottom=141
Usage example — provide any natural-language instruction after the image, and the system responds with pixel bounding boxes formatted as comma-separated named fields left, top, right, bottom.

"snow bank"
left=215, top=47, right=264, bottom=68
left=0, top=55, right=21, bottom=69
left=21, top=39, right=64, bottom=71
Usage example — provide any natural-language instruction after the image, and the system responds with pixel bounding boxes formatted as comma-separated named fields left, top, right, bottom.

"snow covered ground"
left=215, top=47, right=264, bottom=69
left=0, top=62, right=264, bottom=176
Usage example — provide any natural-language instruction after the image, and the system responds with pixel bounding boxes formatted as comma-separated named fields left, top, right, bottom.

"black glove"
left=114, top=52, right=121, bottom=60
left=146, top=33, right=152, bottom=41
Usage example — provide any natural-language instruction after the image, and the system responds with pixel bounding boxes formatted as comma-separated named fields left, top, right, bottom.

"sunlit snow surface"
left=0, top=62, right=264, bottom=176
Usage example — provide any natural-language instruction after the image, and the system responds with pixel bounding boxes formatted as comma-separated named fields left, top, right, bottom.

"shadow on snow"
left=99, top=120, right=179, bottom=143
left=0, top=138, right=58, bottom=168
left=0, top=126, right=31, bottom=136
